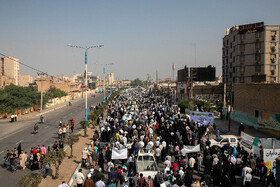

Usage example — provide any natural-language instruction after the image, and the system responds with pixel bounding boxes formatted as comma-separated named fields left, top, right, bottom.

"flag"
left=232, top=146, right=237, bottom=157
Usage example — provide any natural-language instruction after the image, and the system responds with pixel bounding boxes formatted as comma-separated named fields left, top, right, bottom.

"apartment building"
left=222, top=22, right=280, bottom=84
left=1, top=56, right=20, bottom=85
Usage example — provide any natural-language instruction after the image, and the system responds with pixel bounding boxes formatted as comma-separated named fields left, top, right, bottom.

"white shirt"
left=242, top=166, right=252, bottom=177
left=76, top=172, right=84, bottom=184
left=243, top=173, right=252, bottom=185
left=95, top=180, right=105, bottom=187
left=164, top=160, right=171, bottom=168
left=189, top=157, right=196, bottom=168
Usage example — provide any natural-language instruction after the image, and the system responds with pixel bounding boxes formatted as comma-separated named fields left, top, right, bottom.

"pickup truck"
left=209, top=135, right=239, bottom=148
left=136, top=152, right=158, bottom=178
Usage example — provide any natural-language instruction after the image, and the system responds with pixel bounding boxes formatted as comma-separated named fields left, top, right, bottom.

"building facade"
left=1, top=56, right=20, bottom=85
left=19, top=74, right=33, bottom=87
left=222, top=22, right=280, bottom=84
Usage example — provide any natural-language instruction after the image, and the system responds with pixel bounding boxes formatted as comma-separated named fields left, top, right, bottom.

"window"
left=227, top=40, right=229, bottom=45
left=240, top=77, right=245, bottom=83
left=240, top=66, right=245, bottom=73
left=255, top=32, right=262, bottom=38
left=233, top=36, right=236, bottom=42
left=230, top=138, right=236, bottom=142
left=230, top=63, right=232, bottom=68
left=230, top=72, right=232, bottom=78
left=233, top=77, right=235, bottom=83
left=255, top=54, right=261, bottom=61
left=271, top=65, right=276, bottom=71
left=233, top=57, right=235, bottom=62
left=240, top=44, right=245, bottom=51
left=239, top=55, right=245, bottom=62
left=240, top=34, right=246, bottom=40
left=271, top=31, right=277, bottom=36
left=230, top=53, right=232, bottom=59
left=271, top=42, right=277, bottom=47
left=255, top=43, right=261, bottom=50
left=233, top=67, right=235, bottom=73
left=221, top=138, right=229, bottom=143
left=255, top=65, right=261, bottom=72
left=230, top=43, right=232, bottom=48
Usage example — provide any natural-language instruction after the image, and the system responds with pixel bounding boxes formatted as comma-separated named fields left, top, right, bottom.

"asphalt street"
left=0, top=93, right=106, bottom=187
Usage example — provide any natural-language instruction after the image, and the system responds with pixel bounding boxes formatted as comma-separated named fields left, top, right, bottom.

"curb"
left=68, top=162, right=82, bottom=187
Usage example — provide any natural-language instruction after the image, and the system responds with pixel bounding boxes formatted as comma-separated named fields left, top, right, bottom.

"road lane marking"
left=15, top=139, right=24, bottom=145
left=31, top=134, right=34, bottom=136
left=45, top=126, right=49, bottom=129
left=0, top=151, right=4, bottom=155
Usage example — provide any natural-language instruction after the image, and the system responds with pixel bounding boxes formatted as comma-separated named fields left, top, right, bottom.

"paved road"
left=0, top=93, right=105, bottom=187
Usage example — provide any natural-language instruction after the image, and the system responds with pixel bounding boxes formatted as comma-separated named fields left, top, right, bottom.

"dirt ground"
left=39, top=125, right=97, bottom=187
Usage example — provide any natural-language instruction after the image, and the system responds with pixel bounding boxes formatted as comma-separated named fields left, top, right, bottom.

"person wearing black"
left=17, top=143, right=22, bottom=158
left=98, top=151, right=104, bottom=172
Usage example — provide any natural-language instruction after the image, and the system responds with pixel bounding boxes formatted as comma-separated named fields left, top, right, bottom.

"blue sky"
left=0, top=0, right=279, bottom=80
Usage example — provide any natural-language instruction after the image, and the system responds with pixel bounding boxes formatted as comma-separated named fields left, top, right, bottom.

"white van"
left=136, top=152, right=158, bottom=178
left=210, top=135, right=239, bottom=148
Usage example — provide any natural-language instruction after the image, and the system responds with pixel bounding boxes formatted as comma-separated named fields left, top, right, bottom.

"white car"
left=136, top=152, right=158, bottom=178
left=209, top=135, right=239, bottom=148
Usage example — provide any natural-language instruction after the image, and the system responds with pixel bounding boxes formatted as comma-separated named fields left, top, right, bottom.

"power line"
left=0, top=52, right=56, bottom=78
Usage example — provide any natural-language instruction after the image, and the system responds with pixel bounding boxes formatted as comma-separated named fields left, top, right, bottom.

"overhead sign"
left=239, top=22, right=264, bottom=34
left=190, top=111, right=214, bottom=125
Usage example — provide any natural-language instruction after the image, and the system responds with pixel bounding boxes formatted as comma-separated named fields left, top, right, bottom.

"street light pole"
left=67, top=44, right=104, bottom=121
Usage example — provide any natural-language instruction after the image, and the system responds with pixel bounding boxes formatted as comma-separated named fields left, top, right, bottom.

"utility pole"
left=37, top=72, right=46, bottom=114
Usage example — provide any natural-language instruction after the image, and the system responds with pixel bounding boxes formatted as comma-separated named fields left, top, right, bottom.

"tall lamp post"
left=67, top=44, right=104, bottom=121
left=103, top=63, right=114, bottom=102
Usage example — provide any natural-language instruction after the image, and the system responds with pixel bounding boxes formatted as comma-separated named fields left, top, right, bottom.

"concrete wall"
left=232, top=83, right=280, bottom=131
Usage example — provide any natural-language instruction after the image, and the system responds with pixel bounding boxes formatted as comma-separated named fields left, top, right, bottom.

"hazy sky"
left=1, top=0, right=280, bottom=80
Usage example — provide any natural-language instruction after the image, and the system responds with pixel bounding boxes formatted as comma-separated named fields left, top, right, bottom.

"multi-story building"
left=222, top=22, right=280, bottom=84
left=19, top=74, right=33, bottom=87
left=1, top=56, right=20, bottom=85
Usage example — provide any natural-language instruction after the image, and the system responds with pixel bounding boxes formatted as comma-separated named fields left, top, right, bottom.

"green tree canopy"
left=45, top=86, right=67, bottom=99
left=178, top=99, right=194, bottom=113
left=130, top=78, right=143, bottom=87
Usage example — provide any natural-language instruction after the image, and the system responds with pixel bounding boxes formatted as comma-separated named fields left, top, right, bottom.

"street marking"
left=31, top=134, right=34, bottom=136
left=15, top=139, right=24, bottom=145
left=45, top=126, right=49, bottom=129
left=0, top=151, right=4, bottom=155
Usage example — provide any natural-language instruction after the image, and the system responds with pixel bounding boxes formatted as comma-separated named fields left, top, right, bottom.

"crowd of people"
left=2, top=118, right=76, bottom=179
left=74, top=88, right=277, bottom=187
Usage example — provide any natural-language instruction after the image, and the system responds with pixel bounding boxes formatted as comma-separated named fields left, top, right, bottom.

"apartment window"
left=233, top=36, right=236, bottom=42
left=240, top=66, right=245, bottom=73
left=233, top=57, right=235, bottom=63
left=240, top=34, right=246, bottom=40
left=226, top=49, right=228, bottom=55
left=233, top=77, right=235, bottom=83
left=233, top=46, right=235, bottom=52
left=230, top=43, right=232, bottom=48
left=240, top=44, right=245, bottom=51
left=230, top=72, right=232, bottom=78
left=271, top=31, right=277, bottom=36
left=255, top=42, right=261, bottom=50
left=239, top=55, right=245, bottom=62
left=233, top=67, right=236, bottom=73
left=255, top=32, right=262, bottom=38
left=255, top=54, right=261, bottom=61
left=230, top=53, right=232, bottom=59
left=240, top=77, right=245, bottom=83
left=230, top=63, right=232, bottom=68
left=227, top=40, right=229, bottom=45
left=255, top=65, right=261, bottom=72
left=271, top=42, right=277, bottom=47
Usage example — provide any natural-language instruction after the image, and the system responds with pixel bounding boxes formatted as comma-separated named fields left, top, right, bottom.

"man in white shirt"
left=95, top=179, right=106, bottom=187
left=75, top=169, right=84, bottom=187
left=243, top=170, right=252, bottom=187
left=189, top=156, right=196, bottom=171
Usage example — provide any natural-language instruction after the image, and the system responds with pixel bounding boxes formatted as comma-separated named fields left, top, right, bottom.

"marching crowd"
left=73, top=88, right=277, bottom=187
left=2, top=118, right=76, bottom=179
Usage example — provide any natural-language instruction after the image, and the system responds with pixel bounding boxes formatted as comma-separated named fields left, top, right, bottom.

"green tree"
left=178, top=99, right=194, bottom=113
left=45, top=86, right=67, bottom=100
left=80, top=120, right=89, bottom=137
left=130, top=78, right=143, bottom=87
left=18, top=173, right=43, bottom=187
left=195, top=100, right=212, bottom=112
left=44, top=150, right=66, bottom=179
left=62, top=135, right=79, bottom=158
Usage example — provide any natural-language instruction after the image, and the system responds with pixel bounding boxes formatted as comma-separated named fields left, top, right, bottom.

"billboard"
left=190, top=66, right=216, bottom=81
left=239, top=22, right=264, bottom=34
left=177, top=66, right=188, bottom=82
left=190, top=111, right=214, bottom=125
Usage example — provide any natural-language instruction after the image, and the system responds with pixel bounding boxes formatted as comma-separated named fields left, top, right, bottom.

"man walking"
left=75, top=169, right=84, bottom=187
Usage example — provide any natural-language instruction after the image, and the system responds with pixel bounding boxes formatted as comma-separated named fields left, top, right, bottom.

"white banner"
left=111, top=148, right=128, bottom=160
left=182, top=144, right=200, bottom=154
left=190, top=111, right=214, bottom=125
